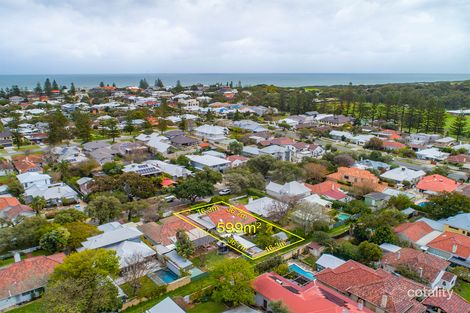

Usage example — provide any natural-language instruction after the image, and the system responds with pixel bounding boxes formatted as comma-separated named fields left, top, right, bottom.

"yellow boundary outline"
left=173, top=201, right=305, bottom=260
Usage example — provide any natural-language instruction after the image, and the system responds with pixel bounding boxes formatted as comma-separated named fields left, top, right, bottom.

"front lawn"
left=328, top=223, right=350, bottom=237
left=455, top=280, right=470, bottom=302
left=187, top=301, right=226, bottom=313
left=6, top=300, right=43, bottom=313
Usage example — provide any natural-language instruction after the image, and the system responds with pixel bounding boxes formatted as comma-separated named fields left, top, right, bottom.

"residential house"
left=0, top=253, right=65, bottom=311
left=24, top=183, right=79, bottom=206
left=329, top=130, right=353, bottom=141
left=233, top=120, right=267, bottom=133
left=146, top=160, right=192, bottom=180
left=394, top=221, right=443, bottom=248
left=416, top=174, right=460, bottom=195
left=304, top=181, right=351, bottom=202
left=316, top=260, right=427, bottom=313
left=242, top=146, right=260, bottom=157
left=447, top=154, right=470, bottom=164
left=320, top=115, right=354, bottom=127
left=426, top=232, right=470, bottom=268
left=422, top=292, right=470, bottom=313
left=355, top=159, right=391, bottom=171
left=146, top=297, right=185, bottom=313
left=123, top=163, right=161, bottom=176
left=382, top=140, right=407, bottom=151
left=12, top=154, right=44, bottom=173
left=194, top=125, right=228, bottom=142
left=259, top=145, right=292, bottom=161
left=0, top=196, right=34, bottom=224
left=315, top=254, right=346, bottom=271
left=416, top=148, right=449, bottom=161
left=186, top=154, right=230, bottom=172
left=88, top=147, right=116, bottom=165
left=433, top=136, right=456, bottom=147
left=111, top=142, right=147, bottom=156
left=0, top=160, right=14, bottom=176
left=51, top=146, right=88, bottom=164
left=381, top=247, right=456, bottom=290
left=244, top=196, right=284, bottom=217
left=138, top=216, right=213, bottom=250
left=380, top=166, right=426, bottom=185
left=76, top=177, right=93, bottom=195
left=408, top=133, right=440, bottom=145
left=170, top=135, right=199, bottom=148
left=0, top=129, right=13, bottom=147
left=146, top=138, right=172, bottom=154
left=16, top=172, right=52, bottom=189
left=83, top=140, right=110, bottom=152
left=441, top=213, right=470, bottom=236
left=253, top=272, right=372, bottom=313
left=266, top=181, right=311, bottom=200
left=226, top=155, right=248, bottom=167
left=364, top=192, right=391, bottom=209
left=351, top=134, right=375, bottom=146
left=327, top=167, right=385, bottom=192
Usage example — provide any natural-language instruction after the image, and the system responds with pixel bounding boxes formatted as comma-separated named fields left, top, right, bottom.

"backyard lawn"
left=120, top=276, right=162, bottom=299
left=187, top=301, right=226, bottom=313
left=5, top=300, right=43, bottom=313
left=191, top=250, right=225, bottom=271
left=455, top=280, right=470, bottom=302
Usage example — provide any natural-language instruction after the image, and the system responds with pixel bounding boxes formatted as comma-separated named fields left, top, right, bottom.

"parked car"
left=164, top=195, right=176, bottom=202
left=218, top=188, right=231, bottom=195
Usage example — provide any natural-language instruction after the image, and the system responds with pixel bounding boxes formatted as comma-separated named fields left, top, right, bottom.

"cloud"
left=0, top=0, right=469, bottom=73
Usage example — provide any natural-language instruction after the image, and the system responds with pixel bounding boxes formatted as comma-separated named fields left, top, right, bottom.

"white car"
left=218, top=188, right=231, bottom=195
left=164, top=195, right=176, bottom=202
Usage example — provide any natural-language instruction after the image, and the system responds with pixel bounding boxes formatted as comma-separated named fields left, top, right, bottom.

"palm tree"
left=31, top=196, right=47, bottom=215
left=56, top=160, right=70, bottom=180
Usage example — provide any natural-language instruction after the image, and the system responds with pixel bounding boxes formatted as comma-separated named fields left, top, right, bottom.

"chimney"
left=13, top=252, right=21, bottom=263
left=380, top=295, right=388, bottom=308
left=397, top=251, right=401, bottom=260
left=248, top=197, right=253, bottom=204
left=357, top=300, right=364, bottom=311
left=452, top=244, right=458, bottom=253
left=418, top=267, right=423, bottom=278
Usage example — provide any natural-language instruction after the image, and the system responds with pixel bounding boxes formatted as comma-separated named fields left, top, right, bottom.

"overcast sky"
left=0, top=0, right=469, bottom=74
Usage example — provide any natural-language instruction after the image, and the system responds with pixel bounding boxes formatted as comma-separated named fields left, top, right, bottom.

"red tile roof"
left=0, top=253, right=65, bottom=299
left=12, top=154, right=43, bottom=173
left=383, top=140, right=407, bottom=150
left=253, top=272, right=374, bottom=313
left=416, top=174, right=460, bottom=193
left=305, top=181, right=348, bottom=200
left=139, top=216, right=196, bottom=246
left=394, top=221, right=434, bottom=242
left=161, top=178, right=175, bottom=187
left=423, top=292, right=470, bottom=313
left=381, top=248, right=451, bottom=284
left=327, top=167, right=386, bottom=192
left=427, top=232, right=470, bottom=259
left=270, top=137, right=295, bottom=146
left=447, top=154, right=470, bottom=164
left=206, top=204, right=256, bottom=226
left=316, top=260, right=426, bottom=313
left=226, top=155, right=248, bottom=163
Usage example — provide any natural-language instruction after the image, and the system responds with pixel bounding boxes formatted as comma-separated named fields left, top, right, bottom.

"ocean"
left=1, top=73, right=470, bottom=89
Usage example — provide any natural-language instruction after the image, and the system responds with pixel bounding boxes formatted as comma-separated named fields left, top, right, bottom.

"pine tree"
left=48, top=110, right=68, bottom=145
left=70, top=82, right=76, bottom=95
left=451, top=112, right=467, bottom=141
left=155, top=78, right=164, bottom=88
left=44, top=78, right=52, bottom=96
left=34, top=82, right=42, bottom=94
left=52, top=80, right=59, bottom=90
left=139, top=78, right=149, bottom=89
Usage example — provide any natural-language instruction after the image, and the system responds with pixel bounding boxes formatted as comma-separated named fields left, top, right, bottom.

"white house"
left=146, top=160, right=192, bottom=179
left=245, top=196, right=284, bottom=217
left=194, top=125, right=228, bottom=142
left=16, top=172, right=52, bottom=189
left=24, top=183, right=79, bottom=206
left=266, top=181, right=311, bottom=200
left=186, top=154, right=230, bottom=172
left=260, top=145, right=292, bottom=161
left=380, top=167, right=426, bottom=184
left=416, top=148, right=449, bottom=161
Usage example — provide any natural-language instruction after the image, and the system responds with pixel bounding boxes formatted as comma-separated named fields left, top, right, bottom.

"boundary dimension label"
left=173, top=201, right=305, bottom=260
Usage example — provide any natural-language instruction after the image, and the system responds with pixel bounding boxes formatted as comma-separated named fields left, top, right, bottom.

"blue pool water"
left=288, top=264, right=316, bottom=280
left=418, top=202, right=430, bottom=207
left=337, top=213, right=351, bottom=221
left=155, top=269, right=179, bottom=283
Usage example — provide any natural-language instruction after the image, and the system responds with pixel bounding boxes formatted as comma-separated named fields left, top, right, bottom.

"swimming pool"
left=153, top=269, right=179, bottom=284
left=336, top=213, right=351, bottom=221
left=288, top=264, right=316, bottom=280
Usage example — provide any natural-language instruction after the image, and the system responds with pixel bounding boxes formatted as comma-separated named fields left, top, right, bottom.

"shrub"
left=274, top=263, right=289, bottom=276
left=246, top=188, right=265, bottom=197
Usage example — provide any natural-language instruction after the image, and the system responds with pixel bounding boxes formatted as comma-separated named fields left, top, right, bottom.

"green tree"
left=52, top=79, right=59, bottom=90
left=70, top=82, right=76, bottom=95
left=270, top=300, right=290, bottom=313
left=139, top=78, right=149, bottom=89
left=85, top=196, right=122, bottom=224
left=31, top=196, right=47, bottom=214
left=427, top=192, right=470, bottom=219
left=48, top=110, right=69, bottom=145
left=364, top=137, right=384, bottom=150
left=173, top=178, right=213, bottom=203
left=7, top=178, right=24, bottom=197
left=155, top=78, right=164, bottom=88
left=123, top=200, right=149, bottom=222
left=64, top=222, right=102, bottom=250
left=54, top=208, right=87, bottom=224
left=228, top=141, right=243, bottom=155
left=450, top=112, right=467, bottom=141
left=156, top=118, right=168, bottom=134
left=34, top=82, right=42, bottom=94
left=72, top=111, right=92, bottom=142
left=119, top=172, right=157, bottom=199
left=225, top=166, right=265, bottom=194
left=123, top=116, right=135, bottom=134
left=39, top=227, right=70, bottom=253
left=269, top=161, right=303, bottom=184
left=103, top=118, right=120, bottom=143
left=43, top=249, right=121, bottom=313
left=386, top=194, right=414, bottom=210
left=173, top=80, right=184, bottom=92
left=371, top=225, right=397, bottom=245
left=246, top=154, right=277, bottom=177
left=358, top=241, right=382, bottom=263
left=102, top=161, right=123, bottom=175
left=44, top=78, right=52, bottom=95
left=56, top=160, right=70, bottom=180
left=175, top=230, right=194, bottom=259
left=194, top=167, right=223, bottom=184
left=212, top=258, right=255, bottom=305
